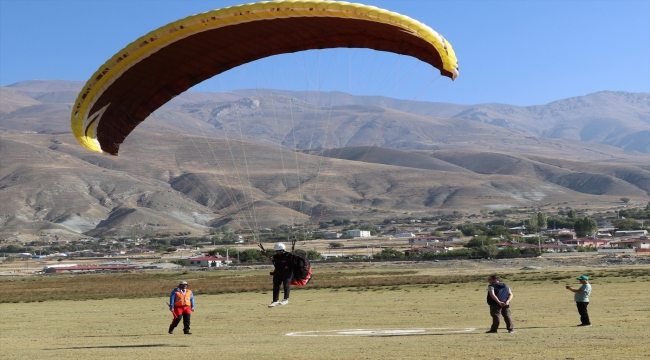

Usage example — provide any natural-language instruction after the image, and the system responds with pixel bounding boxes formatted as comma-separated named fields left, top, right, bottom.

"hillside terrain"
left=3, top=80, right=648, bottom=153
left=0, top=80, right=648, bottom=239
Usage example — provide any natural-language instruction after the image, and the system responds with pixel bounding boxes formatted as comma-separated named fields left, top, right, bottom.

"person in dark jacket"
left=168, top=281, right=194, bottom=334
left=267, top=243, right=293, bottom=307
left=485, top=275, right=514, bottom=333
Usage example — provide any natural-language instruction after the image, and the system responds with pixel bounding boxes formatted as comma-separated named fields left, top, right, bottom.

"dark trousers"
left=273, top=273, right=292, bottom=301
left=169, top=311, right=191, bottom=333
left=489, top=304, right=514, bottom=332
left=576, top=302, right=590, bottom=325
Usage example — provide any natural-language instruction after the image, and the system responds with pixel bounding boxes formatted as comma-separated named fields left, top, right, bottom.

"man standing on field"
left=566, top=275, right=592, bottom=327
left=169, top=281, right=194, bottom=334
left=485, top=275, right=515, bottom=333
left=266, top=243, right=293, bottom=307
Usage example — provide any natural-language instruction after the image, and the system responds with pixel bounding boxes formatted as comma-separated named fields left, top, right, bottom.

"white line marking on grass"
left=285, top=328, right=478, bottom=337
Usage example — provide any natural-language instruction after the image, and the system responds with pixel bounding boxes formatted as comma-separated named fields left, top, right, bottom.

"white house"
left=610, top=238, right=650, bottom=249
left=408, top=236, right=443, bottom=245
left=344, top=229, right=371, bottom=238
left=183, top=255, right=235, bottom=267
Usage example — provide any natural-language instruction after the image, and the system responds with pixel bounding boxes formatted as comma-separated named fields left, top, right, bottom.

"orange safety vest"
left=174, top=289, right=192, bottom=307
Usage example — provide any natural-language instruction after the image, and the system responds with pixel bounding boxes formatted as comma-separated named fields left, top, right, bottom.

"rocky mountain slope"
left=3, top=80, right=648, bottom=153
left=1, top=80, right=648, bottom=238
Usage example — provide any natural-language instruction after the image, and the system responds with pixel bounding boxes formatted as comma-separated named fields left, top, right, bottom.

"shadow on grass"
left=45, top=344, right=189, bottom=350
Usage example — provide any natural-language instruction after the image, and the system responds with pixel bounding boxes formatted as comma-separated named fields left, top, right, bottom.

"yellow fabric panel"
left=71, top=0, right=459, bottom=153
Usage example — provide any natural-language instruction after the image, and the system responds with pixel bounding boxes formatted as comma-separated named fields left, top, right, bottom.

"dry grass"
left=1, top=267, right=649, bottom=359
left=1, top=267, right=649, bottom=304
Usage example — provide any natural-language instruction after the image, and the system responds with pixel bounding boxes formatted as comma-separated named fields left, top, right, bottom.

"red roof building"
left=610, top=238, right=650, bottom=249
left=561, top=238, right=611, bottom=248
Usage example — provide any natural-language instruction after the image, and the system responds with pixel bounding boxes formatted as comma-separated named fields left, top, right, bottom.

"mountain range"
left=0, top=80, right=648, bottom=239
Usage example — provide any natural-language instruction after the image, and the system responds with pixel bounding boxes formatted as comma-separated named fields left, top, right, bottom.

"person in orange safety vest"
left=168, top=281, right=195, bottom=334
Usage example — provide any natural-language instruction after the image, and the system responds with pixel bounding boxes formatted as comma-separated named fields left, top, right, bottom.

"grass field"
left=1, top=266, right=649, bottom=359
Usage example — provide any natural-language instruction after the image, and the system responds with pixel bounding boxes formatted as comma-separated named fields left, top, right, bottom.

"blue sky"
left=1, top=0, right=648, bottom=105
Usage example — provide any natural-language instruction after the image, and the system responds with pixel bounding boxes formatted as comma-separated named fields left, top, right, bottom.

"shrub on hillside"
left=497, top=246, right=520, bottom=258
left=373, top=248, right=406, bottom=259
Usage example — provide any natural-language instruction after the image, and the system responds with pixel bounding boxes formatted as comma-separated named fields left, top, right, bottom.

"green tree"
left=523, top=236, right=543, bottom=245
left=497, top=246, right=520, bottom=258
left=476, top=245, right=499, bottom=258
left=547, top=216, right=577, bottom=229
left=0, top=244, right=27, bottom=253
left=461, top=225, right=476, bottom=236
left=574, top=217, right=598, bottom=237
left=295, top=249, right=322, bottom=260
left=567, top=210, right=576, bottom=219
left=373, top=248, right=406, bottom=259
left=536, top=212, right=548, bottom=229
left=239, top=249, right=265, bottom=263
left=525, top=224, right=539, bottom=234
left=465, top=236, right=499, bottom=248
left=208, top=247, right=237, bottom=257
left=329, top=242, right=344, bottom=248
left=576, top=246, right=597, bottom=252
left=486, top=225, right=509, bottom=237
left=621, top=197, right=630, bottom=204
left=612, top=218, right=641, bottom=231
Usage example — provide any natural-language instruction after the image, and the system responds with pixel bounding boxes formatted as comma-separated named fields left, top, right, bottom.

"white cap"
left=274, top=243, right=286, bottom=251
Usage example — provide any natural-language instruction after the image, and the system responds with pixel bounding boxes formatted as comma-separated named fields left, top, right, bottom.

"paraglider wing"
left=71, top=1, right=459, bottom=155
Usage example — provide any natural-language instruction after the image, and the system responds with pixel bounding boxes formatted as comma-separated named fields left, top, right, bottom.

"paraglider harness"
left=259, top=238, right=312, bottom=287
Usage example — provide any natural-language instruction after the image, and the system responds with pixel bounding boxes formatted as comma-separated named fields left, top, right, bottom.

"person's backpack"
left=290, top=252, right=312, bottom=286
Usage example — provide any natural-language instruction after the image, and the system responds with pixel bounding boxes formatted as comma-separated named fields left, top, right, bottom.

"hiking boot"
left=508, top=330, right=516, bottom=333
left=280, top=299, right=289, bottom=305
left=268, top=301, right=280, bottom=307
left=485, top=330, right=498, bottom=333
left=577, top=324, right=592, bottom=327
left=168, top=329, right=173, bottom=334
left=184, top=331, right=192, bottom=335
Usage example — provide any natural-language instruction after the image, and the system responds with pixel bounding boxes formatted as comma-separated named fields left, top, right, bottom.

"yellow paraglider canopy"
left=71, top=0, right=459, bottom=155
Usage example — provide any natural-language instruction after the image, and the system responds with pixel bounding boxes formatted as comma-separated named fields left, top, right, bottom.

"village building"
left=321, top=253, right=345, bottom=260
left=183, top=255, right=235, bottom=267
left=408, top=236, right=445, bottom=245
left=42, top=264, right=139, bottom=274
left=596, top=218, right=614, bottom=228
left=343, top=229, right=371, bottom=238
left=610, top=238, right=650, bottom=249
left=394, top=232, right=416, bottom=238
left=614, top=230, right=648, bottom=237
left=561, top=238, right=611, bottom=248
left=324, top=232, right=342, bottom=239
left=539, top=243, right=573, bottom=253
